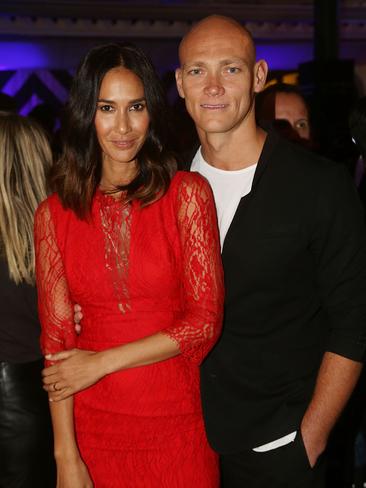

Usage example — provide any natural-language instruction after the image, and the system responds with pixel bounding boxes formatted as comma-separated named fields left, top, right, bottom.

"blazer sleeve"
left=311, top=163, right=366, bottom=362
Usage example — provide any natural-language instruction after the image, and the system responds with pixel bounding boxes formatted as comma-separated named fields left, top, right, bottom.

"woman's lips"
left=111, top=139, right=135, bottom=149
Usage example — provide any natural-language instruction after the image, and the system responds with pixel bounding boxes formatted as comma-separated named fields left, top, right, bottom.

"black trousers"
left=220, top=430, right=326, bottom=488
left=0, top=359, right=56, bottom=488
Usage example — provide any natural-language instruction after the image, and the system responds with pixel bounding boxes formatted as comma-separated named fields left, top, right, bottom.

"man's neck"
left=198, top=125, right=266, bottom=171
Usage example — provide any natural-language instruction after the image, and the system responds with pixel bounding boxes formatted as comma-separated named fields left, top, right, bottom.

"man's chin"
left=197, top=121, right=233, bottom=134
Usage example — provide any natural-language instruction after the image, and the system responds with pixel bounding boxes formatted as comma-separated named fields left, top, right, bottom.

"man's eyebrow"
left=220, top=58, right=246, bottom=65
left=182, top=61, right=206, bottom=68
left=183, top=58, right=247, bottom=68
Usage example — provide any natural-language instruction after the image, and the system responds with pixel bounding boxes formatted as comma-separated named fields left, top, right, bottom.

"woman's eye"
left=130, top=103, right=145, bottom=112
left=98, top=104, right=114, bottom=112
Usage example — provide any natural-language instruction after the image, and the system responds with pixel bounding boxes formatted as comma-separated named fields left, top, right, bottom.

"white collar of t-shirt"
left=191, top=147, right=257, bottom=250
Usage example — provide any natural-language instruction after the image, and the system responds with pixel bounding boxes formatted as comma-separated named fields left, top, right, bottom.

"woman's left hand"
left=42, top=349, right=106, bottom=401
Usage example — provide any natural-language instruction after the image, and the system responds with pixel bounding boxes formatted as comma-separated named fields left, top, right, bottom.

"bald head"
left=179, top=15, right=256, bottom=68
left=175, top=14, right=267, bottom=141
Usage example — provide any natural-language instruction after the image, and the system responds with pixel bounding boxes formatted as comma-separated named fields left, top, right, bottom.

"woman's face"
left=94, top=66, right=150, bottom=177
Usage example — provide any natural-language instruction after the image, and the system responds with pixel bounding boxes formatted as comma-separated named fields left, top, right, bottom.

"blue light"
left=0, top=39, right=314, bottom=72
left=256, top=43, right=313, bottom=70
left=0, top=42, right=48, bottom=69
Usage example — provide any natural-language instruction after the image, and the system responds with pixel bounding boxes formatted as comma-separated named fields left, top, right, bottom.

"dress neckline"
left=95, top=187, right=128, bottom=208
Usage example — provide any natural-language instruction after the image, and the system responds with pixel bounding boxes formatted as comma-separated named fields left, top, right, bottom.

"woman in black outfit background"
left=0, top=113, right=55, bottom=487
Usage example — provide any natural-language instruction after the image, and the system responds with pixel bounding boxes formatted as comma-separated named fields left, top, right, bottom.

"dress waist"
left=74, top=354, right=203, bottom=449
left=77, top=309, right=180, bottom=347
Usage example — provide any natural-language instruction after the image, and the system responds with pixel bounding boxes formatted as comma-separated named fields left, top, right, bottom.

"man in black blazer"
left=175, top=15, right=366, bottom=487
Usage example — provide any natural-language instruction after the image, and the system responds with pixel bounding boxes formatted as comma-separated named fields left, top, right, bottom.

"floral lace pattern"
left=34, top=201, right=76, bottom=357
left=35, top=173, right=223, bottom=365
left=99, top=195, right=132, bottom=315
left=162, top=174, right=224, bottom=364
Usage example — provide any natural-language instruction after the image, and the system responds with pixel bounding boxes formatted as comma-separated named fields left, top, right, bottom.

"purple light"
left=0, top=38, right=315, bottom=72
left=0, top=42, right=48, bottom=69
left=256, top=43, right=313, bottom=70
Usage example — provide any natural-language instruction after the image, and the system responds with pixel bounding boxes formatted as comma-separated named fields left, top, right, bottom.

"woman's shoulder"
left=35, top=193, right=70, bottom=224
left=165, top=171, right=214, bottom=211
left=36, top=193, right=61, bottom=213
left=170, top=170, right=211, bottom=193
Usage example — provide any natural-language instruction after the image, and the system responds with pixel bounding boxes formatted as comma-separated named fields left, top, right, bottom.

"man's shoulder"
left=273, top=136, right=344, bottom=179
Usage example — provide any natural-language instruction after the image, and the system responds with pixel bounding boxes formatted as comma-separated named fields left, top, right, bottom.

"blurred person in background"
left=0, top=114, right=55, bottom=487
left=256, top=82, right=314, bottom=149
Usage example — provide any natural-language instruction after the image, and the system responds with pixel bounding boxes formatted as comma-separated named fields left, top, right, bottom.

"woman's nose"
left=116, top=112, right=131, bottom=134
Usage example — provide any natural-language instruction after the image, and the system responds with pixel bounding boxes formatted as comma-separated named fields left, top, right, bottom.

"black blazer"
left=186, top=130, right=366, bottom=453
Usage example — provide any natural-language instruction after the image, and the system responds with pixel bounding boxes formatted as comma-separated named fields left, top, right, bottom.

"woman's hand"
left=43, top=348, right=106, bottom=401
left=56, top=456, right=93, bottom=488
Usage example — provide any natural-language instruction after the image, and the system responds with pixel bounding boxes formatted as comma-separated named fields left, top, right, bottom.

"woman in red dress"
left=34, top=42, right=224, bottom=487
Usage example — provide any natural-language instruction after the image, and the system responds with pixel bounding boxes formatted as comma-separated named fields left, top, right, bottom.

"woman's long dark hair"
left=52, top=42, right=176, bottom=219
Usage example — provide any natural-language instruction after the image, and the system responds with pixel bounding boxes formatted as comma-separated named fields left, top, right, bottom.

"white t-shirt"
left=191, top=147, right=297, bottom=453
left=191, top=148, right=257, bottom=250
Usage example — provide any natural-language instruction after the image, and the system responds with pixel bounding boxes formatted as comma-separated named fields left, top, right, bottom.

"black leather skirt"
left=0, top=359, right=56, bottom=487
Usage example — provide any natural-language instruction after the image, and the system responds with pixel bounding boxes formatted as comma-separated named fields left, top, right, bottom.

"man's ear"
left=175, top=67, right=185, bottom=99
left=253, top=59, right=268, bottom=94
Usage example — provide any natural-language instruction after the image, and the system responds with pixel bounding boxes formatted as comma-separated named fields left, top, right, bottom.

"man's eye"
left=295, top=120, right=309, bottom=130
left=188, top=68, right=202, bottom=75
left=226, top=67, right=240, bottom=74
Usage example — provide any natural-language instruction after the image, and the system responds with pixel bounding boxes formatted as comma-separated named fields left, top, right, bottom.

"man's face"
left=176, top=22, right=267, bottom=136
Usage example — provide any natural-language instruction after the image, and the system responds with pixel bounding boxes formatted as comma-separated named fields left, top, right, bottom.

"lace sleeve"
left=163, top=173, right=224, bottom=365
left=34, top=200, right=76, bottom=364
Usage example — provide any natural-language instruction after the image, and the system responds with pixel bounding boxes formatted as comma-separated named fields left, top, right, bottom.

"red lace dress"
left=34, top=171, right=224, bottom=488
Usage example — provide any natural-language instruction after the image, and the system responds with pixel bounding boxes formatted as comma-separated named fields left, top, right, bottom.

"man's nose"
left=204, top=74, right=224, bottom=97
